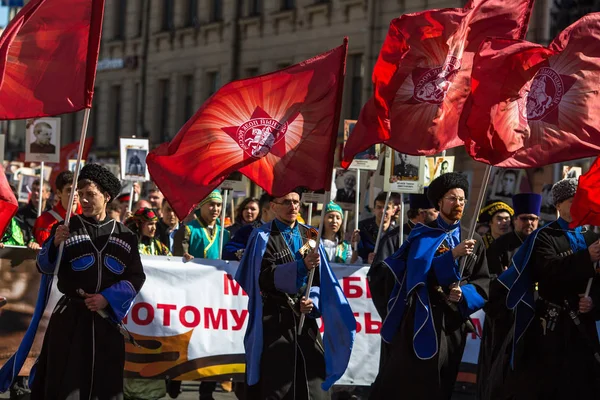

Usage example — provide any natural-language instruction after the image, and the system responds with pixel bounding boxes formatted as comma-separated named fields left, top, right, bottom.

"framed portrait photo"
left=383, top=149, right=425, bottom=194
left=332, top=169, right=358, bottom=210
left=68, top=159, right=86, bottom=172
left=17, top=174, right=37, bottom=203
left=489, top=168, right=523, bottom=206
left=120, top=138, right=150, bottom=182
left=220, top=171, right=247, bottom=192
left=431, top=156, right=455, bottom=180
left=343, top=120, right=381, bottom=171
left=25, top=118, right=61, bottom=164
left=562, top=165, right=582, bottom=180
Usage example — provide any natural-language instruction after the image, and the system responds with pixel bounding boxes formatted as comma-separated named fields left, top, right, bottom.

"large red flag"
left=148, top=40, right=347, bottom=219
left=464, top=13, right=600, bottom=168
left=342, top=0, right=534, bottom=167
left=570, top=156, right=600, bottom=228
left=0, top=0, right=104, bottom=119
left=0, top=165, right=18, bottom=236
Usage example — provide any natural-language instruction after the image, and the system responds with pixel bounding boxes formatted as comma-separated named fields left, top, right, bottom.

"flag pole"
left=354, top=168, right=360, bottom=250
left=219, top=189, right=229, bottom=259
left=127, top=185, right=135, bottom=212
left=307, top=203, right=313, bottom=226
left=459, top=164, right=493, bottom=278
left=54, top=108, right=91, bottom=275
left=399, top=193, right=404, bottom=248
left=298, top=190, right=331, bottom=334
left=37, top=162, right=44, bottom=217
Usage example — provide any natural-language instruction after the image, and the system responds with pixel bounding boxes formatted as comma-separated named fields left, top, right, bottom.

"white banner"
left=123, top=257, right=381, bottom=385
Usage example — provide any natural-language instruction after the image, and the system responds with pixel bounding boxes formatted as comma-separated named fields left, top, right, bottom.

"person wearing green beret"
left=321, top=201, right=361, bottom=264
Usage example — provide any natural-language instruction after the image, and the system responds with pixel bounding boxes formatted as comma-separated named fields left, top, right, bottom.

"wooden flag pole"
left=298, top=190, right=331, bottom=334
left=54, top=108, right=91, bottom=275
left=127, top=185, right=135, bottom=212
left=218, top=189, right=229, bottom=259
left=459, top=164, right=493, bottom=278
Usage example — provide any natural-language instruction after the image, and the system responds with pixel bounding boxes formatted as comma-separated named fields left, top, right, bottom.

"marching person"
left=478, top=200, right=514, bottom=249
left=32, top=171, right=82, bottom=245
left=367, top=192, right=438, bottom=373
left=223, top=193, right=274, bottom=261
left=477, top=193, right=542, bottom=400
left=497, top=178, right=600, bottom=398
left=227, top=197, right=261, bottom=238
left=370, top=172, right=489, bottom=399
left=15, top=179, right=51, bottom=250
left=357, top=191, right=400, bottom=264
left=170, top=189, right=230, bottom=398
left=31, top=163, right=146, bottom=399
left=123, top=207, right=170, bottom=400
left=155, top=200, right=180, bottom=253
left=320, top=201, right=360, bottom=264
left=235, top=190, right=355, bottom=399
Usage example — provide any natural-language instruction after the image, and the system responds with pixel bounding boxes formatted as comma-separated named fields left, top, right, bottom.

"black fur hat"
left=78, top=163, right=122, bottom=201
left=427, top=172, right=469, bottom=210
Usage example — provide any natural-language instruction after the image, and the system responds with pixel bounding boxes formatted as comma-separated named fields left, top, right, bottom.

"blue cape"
left=497, top=218, right=587, bottom=367
left=234, top=222, right=356, bottom=391
left=381, top=223, right=485, bottom=360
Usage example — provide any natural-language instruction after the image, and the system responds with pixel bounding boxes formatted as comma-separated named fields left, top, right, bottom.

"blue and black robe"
left=371, top=218, right=489, bottom=399
left=31, top=215, right=145, bottom=400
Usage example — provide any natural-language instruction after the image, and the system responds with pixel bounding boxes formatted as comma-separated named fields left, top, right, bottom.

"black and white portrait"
left=126, top=149, right=147, bottom=176
left=120, top=138, right=150, bottom=182
left=334, top=169, right=357, bottom=205
left=393, top=152, right=419, bottom=180
left=18, top=174, right=37, bottom=204
left=25, top=118, right=61, bottom=163
left=562, top=166, right=582, bottom=180
left=491, top=169, right=520, bottom=200
left=343, top=120, right=380, bottom=170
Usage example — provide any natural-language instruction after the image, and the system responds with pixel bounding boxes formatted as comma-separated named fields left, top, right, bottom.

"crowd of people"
left=1, top=164, right=599, bottom=400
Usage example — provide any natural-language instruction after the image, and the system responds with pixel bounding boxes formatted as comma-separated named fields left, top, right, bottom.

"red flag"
left=342, top=0, right=534, bottom=167
left=464, top=13, right=600, bottom=168
left=0, top=165, right=18, bottom=236
left=148, top=40, right=347, bottom=219
left=47, top=138, right=94, bottom=190
left=0, top=0, right=104, bottom=119
left=570, top=156, right=600, bottom=228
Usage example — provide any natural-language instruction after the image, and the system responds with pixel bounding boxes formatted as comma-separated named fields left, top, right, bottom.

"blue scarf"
left=556, top=217, right=587, bottom=252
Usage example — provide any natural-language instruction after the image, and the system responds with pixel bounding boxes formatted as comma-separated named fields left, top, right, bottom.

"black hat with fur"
left=427, top=172, right=469, bottom=211
left=78, top=163, right=122, bottom=201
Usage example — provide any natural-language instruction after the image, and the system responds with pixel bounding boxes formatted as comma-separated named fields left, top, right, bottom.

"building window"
left=245, top=67, right=259, bottom=78
left=207, top=71, right=221, bottom=97
left=158, top=79, right=170, bottom=141
left=210, top=0, right=223, bottom=22
left=137, top=0, right=144, bottom=37
left=111, top=85, right=122, bottom=145
left=281, top=0, right=295, bottom=10
left=113, top=0, right=127, bottom=40
left=185, top=0, right=199, bottom=27
left=162, top=0, right=175, bottom=31
left=349, top=54, right=363, bottom=119
left=182, top=75, right=195, bottom=123
left=248, top=0, right=261, bottom=16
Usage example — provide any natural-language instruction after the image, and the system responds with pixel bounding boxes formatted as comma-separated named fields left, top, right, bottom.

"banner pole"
left=37, top=162, right=44, bottom=217
left=55, top=108, right=91, bottom=275
left=459, top=164, right=493, bottom=278
left=218, top=189, right=228, bottom=259
left=399, top=193, right=404, bottom=247
left=307, top=203, right=313, bottom=226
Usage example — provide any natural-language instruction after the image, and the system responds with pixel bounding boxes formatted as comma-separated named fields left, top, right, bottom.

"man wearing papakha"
left=370, top=172, right=489, bottom=399
left=496, top=178, right=600, bottom=398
